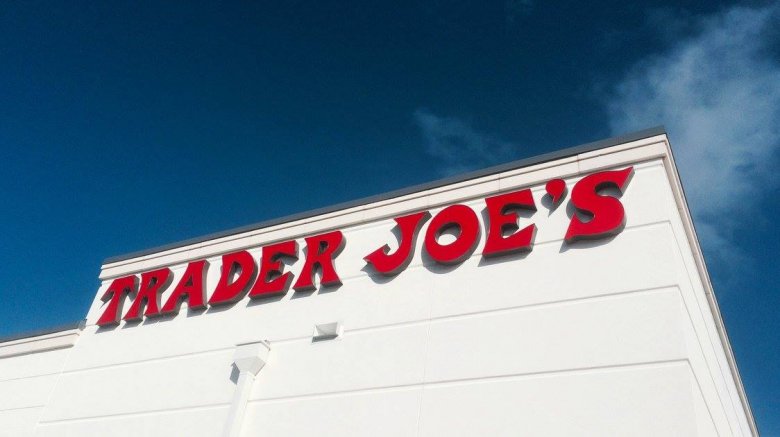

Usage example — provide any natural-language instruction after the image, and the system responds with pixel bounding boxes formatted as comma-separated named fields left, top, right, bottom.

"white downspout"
left=223, top=341, right=270, bottom=437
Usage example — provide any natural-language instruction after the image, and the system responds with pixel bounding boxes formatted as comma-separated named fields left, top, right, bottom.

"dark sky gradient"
left=1, top=1, right=777, bottom=433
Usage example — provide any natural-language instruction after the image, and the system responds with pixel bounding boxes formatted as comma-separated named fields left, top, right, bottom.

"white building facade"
left=0, top=128, right=758, bottom=436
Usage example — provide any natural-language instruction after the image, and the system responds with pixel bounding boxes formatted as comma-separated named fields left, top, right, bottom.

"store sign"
left=97, top=167, right=634, bottom=327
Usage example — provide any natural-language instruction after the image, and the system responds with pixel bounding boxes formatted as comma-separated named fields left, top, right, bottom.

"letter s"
left=564, top=167, right=633, bottom=243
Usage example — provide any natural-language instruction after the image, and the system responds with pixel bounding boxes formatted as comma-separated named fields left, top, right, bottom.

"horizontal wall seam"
left=240, top=283, right=680, bottom=346
left=247, top=359, right=691, bottom=405
left=0, top=371, right=60, bottom=384
left=35, top=401, right=229, bottom=427
left=64, top=282, right=678, bottom=375
left=0, top=404, right=44, bottom=413
left=60, top=346, right=235, bottom=376
left=33, top=359, right=689, bottom=426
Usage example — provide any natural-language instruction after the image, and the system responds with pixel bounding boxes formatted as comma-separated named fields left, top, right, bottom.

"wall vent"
left=312, top=322, right=342, bottom=342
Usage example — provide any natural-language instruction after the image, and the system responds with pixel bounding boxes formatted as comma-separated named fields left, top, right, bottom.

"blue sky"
left=1, top=0, right=778, bottom=433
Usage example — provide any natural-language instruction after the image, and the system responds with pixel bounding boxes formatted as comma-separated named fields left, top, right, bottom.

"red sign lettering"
left=424, top=204, right=480, bottom=265
left=545, top=178, right=567, bottom=207
left=160, top=260, right=208, bottom=315
left=209, top=251, right=256, bottom=305
left=483, top=189, right=537, bottom=257
left=97, top=276, right=137, bottom=327
left=565, top=167, right=634, bottom=243
left=124, top=268, right=171, bottom=321
left=97, top=167, right=633, bottom=327
left=249, top=240, right=298, bottom=298
left=364, top=211, right=430, bottom=275
left=293, top=231, right=346, bottom=291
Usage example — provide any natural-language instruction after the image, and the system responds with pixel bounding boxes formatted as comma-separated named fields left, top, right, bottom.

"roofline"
left=0, top=320, right=85, bottom=345
left=104, top=126, right=666, bottom=265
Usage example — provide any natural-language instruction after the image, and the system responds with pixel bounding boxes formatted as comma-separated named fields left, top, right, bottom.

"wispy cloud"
left=604, top=3, right=780, bottom=273
left=414, top=108, right=520, bottom=176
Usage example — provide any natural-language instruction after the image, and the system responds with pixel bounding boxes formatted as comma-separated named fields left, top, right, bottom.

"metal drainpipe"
left=223, top=341, right=271, bottom=437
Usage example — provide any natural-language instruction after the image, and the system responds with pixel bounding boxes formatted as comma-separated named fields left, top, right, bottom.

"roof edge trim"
left=0, top=320, right=85, bottom=346
left=104, top=126, right=666, bottom=265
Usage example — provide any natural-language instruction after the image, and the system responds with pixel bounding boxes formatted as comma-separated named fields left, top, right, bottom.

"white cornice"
left=0, top=328, right=81, bottom=359
left=98, top=134, right=669, bottom=280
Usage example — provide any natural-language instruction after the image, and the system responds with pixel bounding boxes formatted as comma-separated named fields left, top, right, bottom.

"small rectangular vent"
left=312, top=322, right=342, bottom=342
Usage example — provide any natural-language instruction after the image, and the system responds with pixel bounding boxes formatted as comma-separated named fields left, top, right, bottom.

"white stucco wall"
left=0, top=132, right=757, bottom=436
left=0, top=329, right=80, bottom=437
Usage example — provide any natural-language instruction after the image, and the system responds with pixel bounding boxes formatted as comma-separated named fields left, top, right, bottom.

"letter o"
left=424, top=204, right=480, bottom=265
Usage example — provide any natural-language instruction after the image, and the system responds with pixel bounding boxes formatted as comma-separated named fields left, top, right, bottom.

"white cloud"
left=605, top=3, right=780, bottom=271
left=414, top=108, right=519, bottom=176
